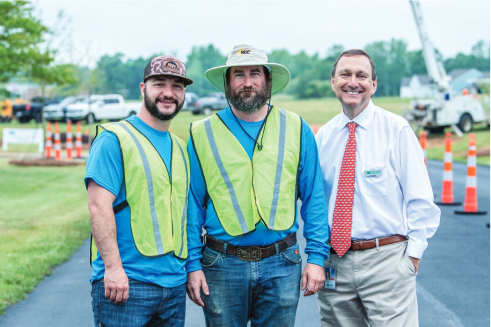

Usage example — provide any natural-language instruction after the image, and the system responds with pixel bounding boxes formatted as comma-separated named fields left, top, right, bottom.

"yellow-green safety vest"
left=190, top=106, right=302, bottom=236
left=90, top=120, right=189, bottom=263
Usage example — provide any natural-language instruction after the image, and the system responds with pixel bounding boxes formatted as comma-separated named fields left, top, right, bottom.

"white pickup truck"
left=65, top=94, right=141, bottom=124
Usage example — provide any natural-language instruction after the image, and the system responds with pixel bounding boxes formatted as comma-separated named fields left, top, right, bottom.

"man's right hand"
left=104, top=266, right=129, bottom=304
left=186, top=270, right=209, bottom=307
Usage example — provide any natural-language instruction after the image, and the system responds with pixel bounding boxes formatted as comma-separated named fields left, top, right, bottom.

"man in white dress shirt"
left=315, top=49, right=440, bottom=327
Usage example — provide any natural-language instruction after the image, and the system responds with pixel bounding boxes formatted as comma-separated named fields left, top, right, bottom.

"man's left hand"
left=301, top=263, right=325, bottom=296
left=409, top=256, right=420, bottom=273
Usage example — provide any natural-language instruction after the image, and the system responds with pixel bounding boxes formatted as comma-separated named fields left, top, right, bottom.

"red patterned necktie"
left=331, top=122, right=357, bottom=257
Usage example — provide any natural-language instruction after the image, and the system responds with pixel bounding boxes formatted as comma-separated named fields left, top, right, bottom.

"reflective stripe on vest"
left=90, top=121, right=189, bottom=264
left=190, top=106, right=301, bottom=236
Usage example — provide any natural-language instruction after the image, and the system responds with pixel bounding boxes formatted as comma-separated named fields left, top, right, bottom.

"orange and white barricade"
left=75, top=121, right=83, bottom=158
left=419, top=131, right=427, bottom=165
left=65, top=120, right=73, bottom=159
left=54, top=122, right=61, bottom=160
left=455, top=134, right=487, bottom=215
left=435, top=132, right=461, bottom=205
left=45, top=122, right=52, bottom=158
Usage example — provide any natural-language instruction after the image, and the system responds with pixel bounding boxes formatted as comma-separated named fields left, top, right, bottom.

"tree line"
left=79, top=40, right=489, bottom=100
left=1, top=1, right=489, bottom=100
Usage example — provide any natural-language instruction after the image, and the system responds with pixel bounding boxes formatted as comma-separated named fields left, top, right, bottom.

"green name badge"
left=364, top=170, right=382, bottom=177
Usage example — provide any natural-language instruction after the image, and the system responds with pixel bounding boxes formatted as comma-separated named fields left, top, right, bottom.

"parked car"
left=65, top=94, right=141, bottom=124
left=43, top=96, right=85, bottom=122
left=181, top=92, right=200, bottom=113
left=194, top=92, right=228, bottom=115
left=13, top=96, right=63, bottom=123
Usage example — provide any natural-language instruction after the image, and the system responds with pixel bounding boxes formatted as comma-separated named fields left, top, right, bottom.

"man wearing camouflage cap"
left=186, top=44, right=329, bottom=326
left=86, top=55, right=192, bottom=326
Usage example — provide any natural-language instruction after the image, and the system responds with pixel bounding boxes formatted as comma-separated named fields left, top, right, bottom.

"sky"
left=32, top=0, right=490, bottom=67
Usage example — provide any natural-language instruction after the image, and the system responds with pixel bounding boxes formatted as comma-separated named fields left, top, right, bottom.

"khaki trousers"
left=317, top=241, right=418, bottom=327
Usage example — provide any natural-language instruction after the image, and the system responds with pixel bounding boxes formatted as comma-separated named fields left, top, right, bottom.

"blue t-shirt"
left=85, top=115, right=186, bottom=288
left=186, top=107, right=330, bottom=273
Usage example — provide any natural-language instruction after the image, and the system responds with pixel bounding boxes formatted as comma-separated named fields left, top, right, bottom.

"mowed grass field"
left=0, top=159, right=89, bottom=315
left=0, top=96, right=489, bottom=315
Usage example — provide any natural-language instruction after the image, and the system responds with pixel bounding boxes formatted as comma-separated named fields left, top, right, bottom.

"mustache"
left=156, top=96, right=178, bottom=104
left=239, top=86, right=259, bottom=93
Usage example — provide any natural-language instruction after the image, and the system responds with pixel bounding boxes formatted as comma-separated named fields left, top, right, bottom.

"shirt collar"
left=340, top=100, right=375, bottom=130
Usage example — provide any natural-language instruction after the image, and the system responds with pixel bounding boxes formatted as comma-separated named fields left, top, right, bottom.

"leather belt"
left=203, top=233, right=297, bottom=262
left=331, top=235, right=408, bottom=254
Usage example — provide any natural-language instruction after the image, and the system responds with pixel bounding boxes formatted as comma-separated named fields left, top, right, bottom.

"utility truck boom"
left=405, top=0, right=489, bottom=135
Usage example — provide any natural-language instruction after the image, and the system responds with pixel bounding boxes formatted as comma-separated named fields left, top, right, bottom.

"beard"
left=225, top=80, right=272, bottom=113
left=143, top=88, right=184, bottom=121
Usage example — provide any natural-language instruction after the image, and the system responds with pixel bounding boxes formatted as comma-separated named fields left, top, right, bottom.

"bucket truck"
left=404, top=0, right=489, bottom=134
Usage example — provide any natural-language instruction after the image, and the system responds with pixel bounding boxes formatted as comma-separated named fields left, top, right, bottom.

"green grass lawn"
left=425, top=125, right=490, bottom=166
left=0, top=159, right=90, bottom=315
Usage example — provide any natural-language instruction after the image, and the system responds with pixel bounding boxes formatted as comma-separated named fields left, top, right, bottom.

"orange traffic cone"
left=75, top=121, right=82, bottom=158
left=45, top=121, right=52, bottom=158
left=54, top=122, right=61, bottom=160
left=435, top=132, right=461, bottom=205
left=455, top=134, right=486, bottom=215
left=419, top=131, right=427, bottom=165
left=66, top=120, right=73, bottom=159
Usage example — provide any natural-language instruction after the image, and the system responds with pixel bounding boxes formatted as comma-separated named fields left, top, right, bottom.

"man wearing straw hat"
left=185, top=44, right=329, bottom=326
left=315, top=49, right=441, bottom=326
left=86, top=55, right=192, bottom=326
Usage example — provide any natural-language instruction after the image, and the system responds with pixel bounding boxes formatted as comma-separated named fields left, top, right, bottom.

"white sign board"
left=2, top=128, right=44, bottom=152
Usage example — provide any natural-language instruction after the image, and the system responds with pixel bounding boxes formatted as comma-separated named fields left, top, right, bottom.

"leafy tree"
left=54, top=65, right=91, bottom=96
left=268, top=49, right=296, bottom=74
left=365, top=39, right=410, bottom=97
left=0, top=1, right=77, bottom=110
left=125, top=57, right=149, bottom=99
left=406, top=50, right=427, bottom=76
left=0, top=1, right=48, bottom=83
left=92, top=53, right=127, bottom=95
left=90, top=54, right=153, bottom=99
left=326, top=44, right=345, bottom=62
left=444, top=40, right=490, bottom=72
left=270, top=49, right=334, bottom=99
left=185, top=44, right=227, bottom=96
left=471, top=40, right=490, bottom=59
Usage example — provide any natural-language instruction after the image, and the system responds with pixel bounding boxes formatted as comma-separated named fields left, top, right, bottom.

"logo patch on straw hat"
left=238, top=49, right=251, bottom=55
left=162, top=60, right=180, bottom=74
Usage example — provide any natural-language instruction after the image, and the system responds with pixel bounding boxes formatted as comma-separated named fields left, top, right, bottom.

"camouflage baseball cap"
left=143, top=55, right=193, bottom=85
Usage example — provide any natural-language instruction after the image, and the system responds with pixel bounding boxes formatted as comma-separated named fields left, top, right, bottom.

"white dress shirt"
left=316, top=101, right=440, bottom=259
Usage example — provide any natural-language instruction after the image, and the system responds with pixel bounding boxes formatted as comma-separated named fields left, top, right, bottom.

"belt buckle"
left=237, top=246, right=261, bottom=262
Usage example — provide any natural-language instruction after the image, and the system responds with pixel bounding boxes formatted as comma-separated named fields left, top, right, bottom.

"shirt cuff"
left=307, top=252, right=326, bottom=267
left=406, top=239, right=428, bottom=259
left=185, top=260, right=202, bottom=273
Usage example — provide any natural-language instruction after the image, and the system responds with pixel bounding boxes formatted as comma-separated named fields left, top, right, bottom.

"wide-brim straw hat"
left=205, top=44, right=290, bottom=95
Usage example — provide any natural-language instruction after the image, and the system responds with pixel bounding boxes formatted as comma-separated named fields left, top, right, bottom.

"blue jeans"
left=91, top=278, right=186, bottom=327
left=201, top=243, right=302, bottom=327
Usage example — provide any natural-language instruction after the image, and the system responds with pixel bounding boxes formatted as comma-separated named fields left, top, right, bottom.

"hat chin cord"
left=222, top=71, right=273, bottom=152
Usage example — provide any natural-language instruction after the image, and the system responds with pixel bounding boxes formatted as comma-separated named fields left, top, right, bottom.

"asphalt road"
left=0, top=160, right=489, bottom=326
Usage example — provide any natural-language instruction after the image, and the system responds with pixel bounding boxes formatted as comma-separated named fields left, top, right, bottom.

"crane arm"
left=409, top=0, right=451, bottom=90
